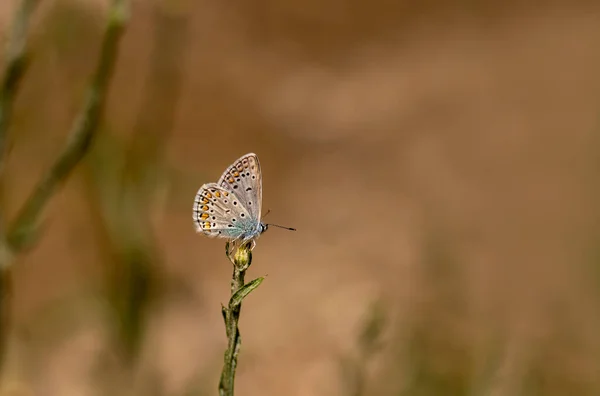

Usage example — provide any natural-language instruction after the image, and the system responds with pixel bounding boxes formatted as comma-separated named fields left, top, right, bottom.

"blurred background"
left=1, top=0, right=600, bottom=395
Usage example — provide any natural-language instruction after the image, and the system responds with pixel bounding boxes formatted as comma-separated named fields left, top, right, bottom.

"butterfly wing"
left=193, top=183, right=259, bottom=240
left=217, top=153, right=263, bottom=222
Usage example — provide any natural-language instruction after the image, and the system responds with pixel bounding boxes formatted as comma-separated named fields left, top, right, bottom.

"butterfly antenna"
left=267, top=223, right=296, bottom=231
left=262, top=209, right=271, bottom=220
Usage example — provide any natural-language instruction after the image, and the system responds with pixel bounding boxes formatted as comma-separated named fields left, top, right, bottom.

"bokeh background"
left=1, top=0, right=600, bottom=395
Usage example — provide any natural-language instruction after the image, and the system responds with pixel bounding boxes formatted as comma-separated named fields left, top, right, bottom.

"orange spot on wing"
left=228, top=178, right=234, bottom=183
left=204, top=222, right=211, bottom=229
left=201, top=205, right=208, bottom=211
left=201, top=213, right=209, bottom=220
left=215, top=191, right=221, bottom=198
left=206, top=192, right=212, bottom=198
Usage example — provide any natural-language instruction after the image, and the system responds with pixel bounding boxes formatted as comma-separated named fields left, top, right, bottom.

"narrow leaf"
left=229, top=276, right=265, bottom=307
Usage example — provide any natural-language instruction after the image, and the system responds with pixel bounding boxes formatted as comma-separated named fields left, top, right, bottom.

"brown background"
left=1, top=0, right=600, bottom=395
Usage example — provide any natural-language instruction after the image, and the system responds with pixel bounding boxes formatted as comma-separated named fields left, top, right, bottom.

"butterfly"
left=193, top=153, right=295, bottom=251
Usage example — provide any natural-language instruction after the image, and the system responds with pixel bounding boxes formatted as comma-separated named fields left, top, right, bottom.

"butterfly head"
left=259, top=222, right=269, bottom=234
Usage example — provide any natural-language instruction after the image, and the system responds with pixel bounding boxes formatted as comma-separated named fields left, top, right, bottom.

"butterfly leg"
left=226, top=240, right=237, bottom=258
left=238, top=239, right=256, bottom=253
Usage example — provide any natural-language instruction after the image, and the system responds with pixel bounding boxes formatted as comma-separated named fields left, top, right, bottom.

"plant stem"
left=6, top=0, right=130, bottom=252
left=0, top=0, right=41, bottom=186
left=219, top=242, right=252, bottom=396
left=0, top=0, right=41, bottom=379
left=0, top=0, right=129, bottom=380
left=0, top=0, right=41, bottom=248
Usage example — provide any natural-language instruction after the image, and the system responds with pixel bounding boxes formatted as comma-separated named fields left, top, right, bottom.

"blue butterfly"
left=193, top=153, right=294, bottom=250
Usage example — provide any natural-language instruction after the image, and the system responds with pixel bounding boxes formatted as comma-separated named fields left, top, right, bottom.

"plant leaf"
left=229, top=276, right=266, bottom=307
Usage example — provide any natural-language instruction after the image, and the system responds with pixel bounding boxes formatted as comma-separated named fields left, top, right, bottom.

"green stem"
left=0, top=0, right=41, bottom=379
left=6, top=0, right=130, bottom=251
left=0, top=0, right=128, bottom=380
left=0, top=0, right=41, bottom=188
left=219, top=242, right=252, bottom=396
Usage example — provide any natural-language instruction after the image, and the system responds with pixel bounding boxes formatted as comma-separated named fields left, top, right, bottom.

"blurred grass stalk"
left=340, top=300, right=386, bottom=396
left=83, top=1, right=191, bottom=393
left=0, top=0, right=41, bottom=180
left=0, top=0, right=130, bottom=380
left=0, top=0, right=42, bottom=378
left=400, top=229, right=474, bottom=396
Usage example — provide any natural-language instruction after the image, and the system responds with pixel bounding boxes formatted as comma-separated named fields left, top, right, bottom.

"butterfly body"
left=193, top=153, right=268, bottom=246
